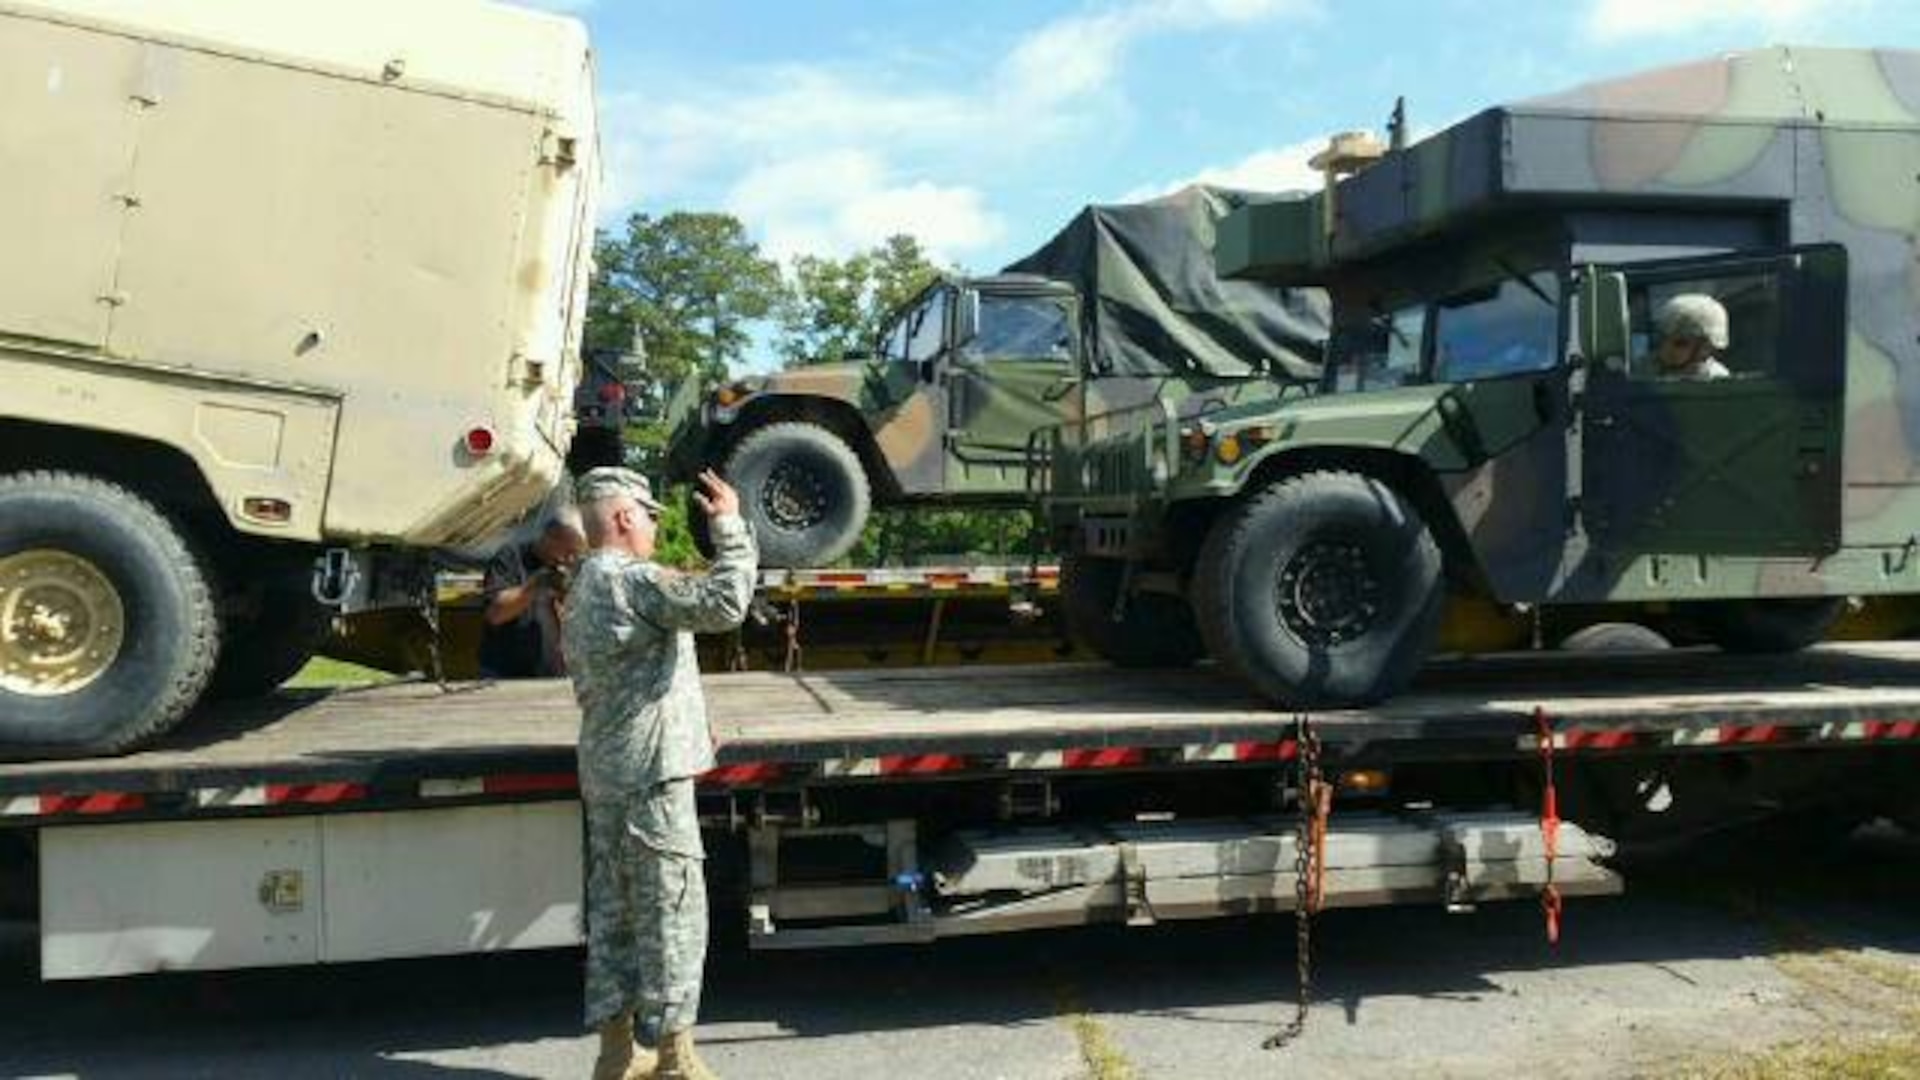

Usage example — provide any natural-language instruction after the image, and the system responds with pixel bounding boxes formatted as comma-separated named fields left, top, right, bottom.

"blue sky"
left=527, top=0, right=1914, bottom=274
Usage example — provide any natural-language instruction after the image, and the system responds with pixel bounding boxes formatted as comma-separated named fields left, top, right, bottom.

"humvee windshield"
left=1328, top=269, right=1562, bottom=391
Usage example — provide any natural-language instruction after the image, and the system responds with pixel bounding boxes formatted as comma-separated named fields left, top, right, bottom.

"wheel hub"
left=0, top=549, right=126, bottom=696
left=762, top=462, right=830, bottom=532
left=1276, top=540, right=1381, bottom=647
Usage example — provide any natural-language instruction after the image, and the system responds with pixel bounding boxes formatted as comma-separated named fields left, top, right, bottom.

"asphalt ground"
left=1, top=822, right=1916, bottom=1080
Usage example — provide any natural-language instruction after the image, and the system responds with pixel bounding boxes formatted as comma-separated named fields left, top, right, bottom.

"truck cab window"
left=967, top=295, right=1072, bottom=362
left=1331, top=304, right=1425, bottom=392
left=906, top=288, right=951, bottom=364
left=1432, top=272, right=1561, bottom=383
left=1626, top=271, right=1779, bottom=381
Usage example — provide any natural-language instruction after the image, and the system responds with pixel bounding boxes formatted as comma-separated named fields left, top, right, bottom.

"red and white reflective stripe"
left=1062, top=747, right=1147, bottom=769
left=1179, top=739, right=1298, bottom=763
left=265, top=782, right=368, bottom=805
left=1521, top=729, right=1640, bottom=752
left=880, top=754, right=969, bottom=775
left=821, top=755, right=969, bottom=778
left=1815, top=719, right=1920, bottom=743
left=702, top=763, right=782, bottom=787
left=194, top=786, right=270, bottom=808
left=419, top=774, right=579, bottom=799
left=1005, top=748, right=1147, bottom=770
left=5, top=793, right=147, bottom=817
left=1718, top=724, right=1790, bottom=745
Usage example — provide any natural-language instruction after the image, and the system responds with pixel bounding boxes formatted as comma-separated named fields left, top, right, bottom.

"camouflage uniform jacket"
left=562, top=516, right=757, bottom=802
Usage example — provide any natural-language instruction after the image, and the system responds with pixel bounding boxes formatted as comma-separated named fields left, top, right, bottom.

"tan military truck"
left=0, top=0, right=599, bottom=755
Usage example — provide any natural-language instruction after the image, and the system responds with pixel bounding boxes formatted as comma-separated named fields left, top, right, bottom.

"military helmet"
left=1654, top=293, right=1730, bottom=350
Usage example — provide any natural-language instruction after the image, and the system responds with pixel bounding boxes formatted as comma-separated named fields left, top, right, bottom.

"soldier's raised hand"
left=693, top=469, right=740, bottom=519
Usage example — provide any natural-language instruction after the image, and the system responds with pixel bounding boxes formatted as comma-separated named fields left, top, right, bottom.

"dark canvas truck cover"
left=1006, top=185, right=1328, bottom=380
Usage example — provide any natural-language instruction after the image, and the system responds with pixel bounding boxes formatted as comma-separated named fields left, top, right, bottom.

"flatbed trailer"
left=3, top=645, right=1918, bottom=979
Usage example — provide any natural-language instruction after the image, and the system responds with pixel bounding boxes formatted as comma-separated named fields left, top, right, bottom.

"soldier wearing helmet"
left=1651, top=293, right=1732, bottom=381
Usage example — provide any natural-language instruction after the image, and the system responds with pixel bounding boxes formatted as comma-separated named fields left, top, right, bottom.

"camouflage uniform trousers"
left=582, top=776, right=708, bottom=1036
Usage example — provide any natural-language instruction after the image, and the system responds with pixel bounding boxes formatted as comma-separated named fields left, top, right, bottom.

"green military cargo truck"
left=0, top=0, right=600, bottom=755
left=1041, top=46, right=1920, bottom=706
left=662, top=186, right=1328, bottom=568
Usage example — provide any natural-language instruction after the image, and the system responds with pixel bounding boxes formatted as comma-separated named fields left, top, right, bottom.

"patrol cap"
left=1655, top=293, right=1730, bottom=350
left=574, top=466, right=664, bottom=513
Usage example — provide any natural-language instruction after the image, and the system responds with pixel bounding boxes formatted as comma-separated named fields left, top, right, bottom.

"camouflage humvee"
left=662, top=187, right=1327, bottom=567
left=1042, top=47, right=1920, bottom=706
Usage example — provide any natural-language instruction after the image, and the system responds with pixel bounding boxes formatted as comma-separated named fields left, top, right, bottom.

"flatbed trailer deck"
left=3, top=646, right=1917, bottom=977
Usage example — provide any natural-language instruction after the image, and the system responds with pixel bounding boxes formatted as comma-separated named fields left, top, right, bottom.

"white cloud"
left=1118, top=136, right=1326, bottom=203
left=597, top=0, right=1319, bottom=258
left=1584, top=0, right=1827, bottom=41
left=511, top=0, right=595, bottom=11
left=725, top=151, right=1003, bottom=263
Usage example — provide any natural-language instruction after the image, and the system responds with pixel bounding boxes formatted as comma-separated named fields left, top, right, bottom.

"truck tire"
left=0, top=471, right=219, bottom=756
left=1558, top=622, right=1672, bottom=653
left=1700, top=597, right=1844, bottom=654
left=1061, top=555, right=1204, bottom=668
left=724, top=422, right=872, bottom=568
left=1191, top=471, right=1444, bottom=707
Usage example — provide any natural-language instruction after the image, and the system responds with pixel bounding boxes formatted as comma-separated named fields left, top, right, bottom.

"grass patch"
left=1674, top=1031, right=1920, bottom=1079
left=1051, top=979, right=1137, bottom=1080
left=286, top=656, right=400, bottom=690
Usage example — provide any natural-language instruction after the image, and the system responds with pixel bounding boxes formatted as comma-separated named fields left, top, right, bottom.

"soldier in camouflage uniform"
left=563, top=466, right=757, bottom=1080
left=1650, top=294, right=1733, bottom=382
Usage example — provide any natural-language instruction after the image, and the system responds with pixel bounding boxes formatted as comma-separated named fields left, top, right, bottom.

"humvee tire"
left=1061, top=554, right=1204, bottom=668
left=1559, top=622, right=1672, bottom=653
left=1700, top=597, right=1845, bottom=654
left=1192, top=470, right=1444, bottom=707
left=724, top=422, right=872, bottom=568
left=0, top=471, right=219, bottom=756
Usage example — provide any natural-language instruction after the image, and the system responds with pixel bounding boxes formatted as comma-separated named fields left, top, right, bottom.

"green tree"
left=776, top=234, right=947, bottom=367
left=584, top=211, right=782, bottom=469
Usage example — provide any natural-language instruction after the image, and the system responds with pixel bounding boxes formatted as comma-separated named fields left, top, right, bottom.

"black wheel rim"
left=762, top=461, right=830, bottom=531
left=1276, top=539, right=1381, bottom=647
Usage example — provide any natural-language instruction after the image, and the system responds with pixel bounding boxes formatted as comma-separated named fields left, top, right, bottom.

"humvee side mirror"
left=1578, top=268, right=1630, bottom=371
left=955, top=289, right=981, bottom=346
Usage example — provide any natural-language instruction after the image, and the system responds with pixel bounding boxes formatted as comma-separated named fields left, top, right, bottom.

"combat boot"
left=592, top=1013, right=658, bottom=1080
left=655, top=1028, right=719, bottom=1080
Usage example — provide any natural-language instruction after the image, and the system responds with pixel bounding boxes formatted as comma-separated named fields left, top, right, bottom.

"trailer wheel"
left=724, top=422, right=872, bottom=568
left=0, top=471, right=219, bottom=756
left=1061, top=555, right=1203, bottom=668
left=1192, top=470, right=1444, bottom=706
left=1700, top=597, right=1844, bottom=654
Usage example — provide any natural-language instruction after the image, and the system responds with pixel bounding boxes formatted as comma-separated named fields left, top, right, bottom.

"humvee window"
left=1432, top=272, right=1560, bottom=383
left=1626, top=269, right=1781, bottom=380
left=1331, top=305, right=1425, bottom=392
left=907, top=288, right=950, bottom=363
left=969, top=296, right=1072, bottom=361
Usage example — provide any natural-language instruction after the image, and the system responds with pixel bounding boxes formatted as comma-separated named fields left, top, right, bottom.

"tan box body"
left=0, top=0, right=599, bottom=546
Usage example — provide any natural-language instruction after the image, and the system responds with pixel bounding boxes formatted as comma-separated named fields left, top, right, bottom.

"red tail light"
left=464, top=427, right=496, bottom=456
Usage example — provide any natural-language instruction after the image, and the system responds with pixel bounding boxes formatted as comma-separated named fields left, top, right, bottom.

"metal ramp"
left=745, top=811, right=1619, bottom=949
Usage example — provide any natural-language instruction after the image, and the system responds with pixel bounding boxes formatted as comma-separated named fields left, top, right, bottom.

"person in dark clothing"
left=479, top=507, right=587, bottom=678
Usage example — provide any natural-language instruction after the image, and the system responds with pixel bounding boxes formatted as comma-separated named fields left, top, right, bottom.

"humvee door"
left=1576, top=245, right=1846, bottom=557
left=944, top=290, right=1078, bottom=494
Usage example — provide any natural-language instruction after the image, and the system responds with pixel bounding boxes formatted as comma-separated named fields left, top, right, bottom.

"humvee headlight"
left=714, top=385, right=745, bottom=407
left=1214, top=434, right=1244, bottom=465
left=1181, top=426, right=1210, bottom=461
